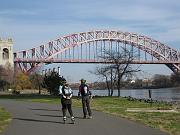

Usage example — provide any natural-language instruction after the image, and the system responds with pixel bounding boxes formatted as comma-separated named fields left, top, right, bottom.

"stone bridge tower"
left=0, top=38, right=14, bottom=68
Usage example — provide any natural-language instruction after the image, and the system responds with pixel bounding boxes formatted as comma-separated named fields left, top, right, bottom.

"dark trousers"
left=61, top=99, right=73, bottom=117
left=82, top=96, right=92, bottom=117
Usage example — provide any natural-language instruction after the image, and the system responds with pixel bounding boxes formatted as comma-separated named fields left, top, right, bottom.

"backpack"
left=80, top=84, right=89, bottom=96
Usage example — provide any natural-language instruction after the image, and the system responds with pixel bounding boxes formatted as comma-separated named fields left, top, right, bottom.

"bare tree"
left=30, top=72, right=44, bottom=94
left=93, top=47, right=140, bottom=97
left=90, top=66, right=116, bottom=96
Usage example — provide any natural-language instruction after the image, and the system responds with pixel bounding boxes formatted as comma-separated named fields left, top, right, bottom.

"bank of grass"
left=90, top=97, right=180, bottom=135
left=0, top=107, right=11, bottom=134
left=0, top=94, right=179, bottom=135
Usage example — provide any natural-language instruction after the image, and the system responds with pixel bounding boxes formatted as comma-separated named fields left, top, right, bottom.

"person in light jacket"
left=59, top=80, right=74, bottom=123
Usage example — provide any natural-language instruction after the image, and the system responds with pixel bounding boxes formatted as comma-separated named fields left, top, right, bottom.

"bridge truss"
left=14, top=30, right=180, bottom=73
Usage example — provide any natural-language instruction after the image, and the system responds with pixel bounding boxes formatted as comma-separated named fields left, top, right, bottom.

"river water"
left=72, top=88, right=180, bottom=102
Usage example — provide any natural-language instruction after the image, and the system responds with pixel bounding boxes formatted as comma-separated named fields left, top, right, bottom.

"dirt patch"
left=126, top=108, right=179, bottom=113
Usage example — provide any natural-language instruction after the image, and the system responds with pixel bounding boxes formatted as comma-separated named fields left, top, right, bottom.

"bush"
left=12, top=90, right=20, bottom=95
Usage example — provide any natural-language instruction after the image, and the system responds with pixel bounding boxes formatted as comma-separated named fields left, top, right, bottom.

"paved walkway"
left=0, top=99, right=168, bottom=135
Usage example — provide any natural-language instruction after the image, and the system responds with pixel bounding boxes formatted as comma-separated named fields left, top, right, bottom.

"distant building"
left=0, top=38, right=14, bottom=68
left=142, top=78, right=152, bottom=87
left=130, top=80, right=135, bottom=84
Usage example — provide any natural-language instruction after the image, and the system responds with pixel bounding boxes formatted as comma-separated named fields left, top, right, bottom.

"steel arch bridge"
left=14, top=30, right=180, bottom=73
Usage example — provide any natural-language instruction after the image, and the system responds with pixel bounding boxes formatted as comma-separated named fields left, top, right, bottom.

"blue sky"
left=0, top=0, right=180, bottom=82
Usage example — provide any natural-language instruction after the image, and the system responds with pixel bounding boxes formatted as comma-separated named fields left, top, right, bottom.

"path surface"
left=0, top=99, right=168, bottom=135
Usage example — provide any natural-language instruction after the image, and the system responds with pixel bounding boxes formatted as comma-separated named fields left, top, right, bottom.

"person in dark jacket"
left=59, top=81, right=74, bottom=123
left=78, top=79, right=92, bottom=119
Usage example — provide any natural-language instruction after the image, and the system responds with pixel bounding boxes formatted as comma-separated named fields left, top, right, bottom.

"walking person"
left=59, top=80, right=75, bottom=124
left=78, top=78, right=92, bottom=119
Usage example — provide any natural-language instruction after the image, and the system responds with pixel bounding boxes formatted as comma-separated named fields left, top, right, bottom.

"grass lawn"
left=90, top=97, right=180, bottom=135
left=0, top=107, right=11, bottom=134
left=0, top=94, right=179, bottom=135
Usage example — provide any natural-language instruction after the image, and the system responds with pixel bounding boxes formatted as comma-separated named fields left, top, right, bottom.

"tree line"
left=0, top=66, right=65, bottom=95
left=92, top=73, right=180, bottom=90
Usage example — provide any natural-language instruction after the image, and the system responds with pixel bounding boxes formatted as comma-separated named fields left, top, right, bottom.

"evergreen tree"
left=43, top=71, right=65, bottom=95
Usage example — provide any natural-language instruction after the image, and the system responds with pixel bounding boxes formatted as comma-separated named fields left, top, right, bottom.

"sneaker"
left=63, top=116, right=67, bottom=121
left=71, top=116, right=75, bottom=124
left=71, top=116, right=75, bottom=121
left=83, top=116, right=87, bottom=119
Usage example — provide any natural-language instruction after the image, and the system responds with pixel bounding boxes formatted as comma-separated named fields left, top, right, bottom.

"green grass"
left=0, top=94, right=179, bottom=135
left=0, top=107, right=11, bottom=134
left=89, top=97, right=179, bottom=135
left=33, top=96, right=179, bottom=135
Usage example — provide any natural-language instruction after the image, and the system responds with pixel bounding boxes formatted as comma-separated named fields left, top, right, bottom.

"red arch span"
left=14, top=30, right=180, bottom=73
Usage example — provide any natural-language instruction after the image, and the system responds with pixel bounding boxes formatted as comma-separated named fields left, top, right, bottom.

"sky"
left=0, top=0, right=180, bottom=82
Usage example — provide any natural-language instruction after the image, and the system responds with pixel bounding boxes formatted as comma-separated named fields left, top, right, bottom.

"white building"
left=0, top=38, right=14, bottom=68
left=130, top=80, right=135, bottom=84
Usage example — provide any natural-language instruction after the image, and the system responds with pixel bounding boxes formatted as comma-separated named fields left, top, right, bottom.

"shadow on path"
left=13, top=118, right=74, bottom=124
left=36, top=114, right=84, bottom=119
left=29, top=108, right=60, bottom=112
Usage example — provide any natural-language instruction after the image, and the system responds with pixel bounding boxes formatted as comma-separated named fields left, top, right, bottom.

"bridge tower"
left=0, top=38, right=14, bottom=68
